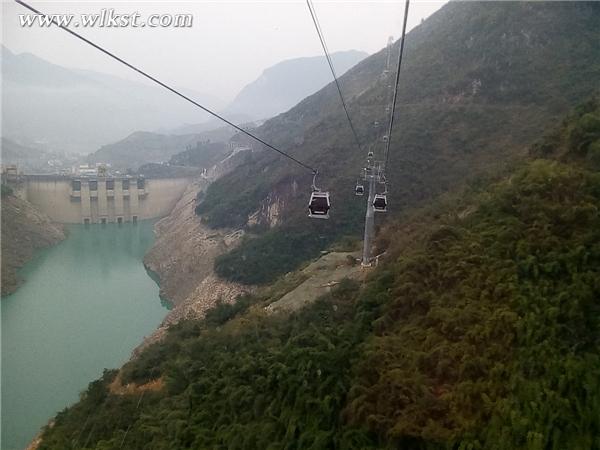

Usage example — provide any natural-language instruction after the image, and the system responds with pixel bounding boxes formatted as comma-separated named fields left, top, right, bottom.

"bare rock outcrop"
left=138, top=179, right=251, bottom=356
left=144, top=178, right=250, bottom=304
left=1, top=192, right=65, bottom=296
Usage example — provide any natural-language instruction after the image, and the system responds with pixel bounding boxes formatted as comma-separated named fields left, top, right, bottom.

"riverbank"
left=138, top=179, right=251, bottom=355
left=1, top=192, right=65, bottom=296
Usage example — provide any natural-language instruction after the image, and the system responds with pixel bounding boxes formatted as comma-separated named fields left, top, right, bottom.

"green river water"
left=1, top=221, right=169, bottom=450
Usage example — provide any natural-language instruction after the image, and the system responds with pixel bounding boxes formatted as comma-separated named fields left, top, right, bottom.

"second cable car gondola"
left=373, top=194, right=387, bottom=212
left=355, top=183, right=365, bottom=196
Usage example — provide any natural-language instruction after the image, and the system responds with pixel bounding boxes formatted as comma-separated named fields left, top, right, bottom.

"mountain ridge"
left=224, top=50, right=368, bottom=121
left=1, top=46, right=221, bottom=153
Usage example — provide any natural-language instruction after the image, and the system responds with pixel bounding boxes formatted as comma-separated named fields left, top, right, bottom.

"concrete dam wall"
left=15, top=175, right=193, bottom=224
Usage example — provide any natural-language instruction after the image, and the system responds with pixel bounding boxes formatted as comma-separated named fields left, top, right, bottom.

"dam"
left=9, top=174, right=192, bottom=224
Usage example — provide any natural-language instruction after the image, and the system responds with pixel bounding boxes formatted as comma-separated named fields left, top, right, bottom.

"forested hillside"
left=196, top=1, right=600, bottom=284
left=36, top=98, right=600, bottom=449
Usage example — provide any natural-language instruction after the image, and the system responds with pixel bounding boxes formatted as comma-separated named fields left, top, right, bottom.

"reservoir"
left=1, top=221, right=168, bottom=450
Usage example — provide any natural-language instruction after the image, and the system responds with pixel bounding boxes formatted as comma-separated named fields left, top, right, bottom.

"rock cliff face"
left=247, top=179, right=299, bottom=228
left=140, top=179, right=250, bottom=353
left=144, top=179, right=249, bottom=306
left=1, top=192, right=65, bottom=296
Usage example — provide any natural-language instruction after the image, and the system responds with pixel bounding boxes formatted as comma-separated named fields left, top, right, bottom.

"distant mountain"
left=224, top=50, right=368, bottom=120
left=1, top=45, right=224, bottom=154
left=89, top=118, right=262, bottom=171
left=166, top=115, right=256, bottom=136
left=1, top=137, right=41, bottom=161
left=0, top=137, right=79, bottom=173
left=167, top=51, right=367, bottom=135
left=88, top=131, right=206, bottom=170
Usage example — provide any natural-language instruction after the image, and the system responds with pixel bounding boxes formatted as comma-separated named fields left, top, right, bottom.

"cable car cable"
left=383, top=0, right=410, bottom=172
left=306, top=0, right=364, bottom=154
left=14, top=0, right=317, bottom=174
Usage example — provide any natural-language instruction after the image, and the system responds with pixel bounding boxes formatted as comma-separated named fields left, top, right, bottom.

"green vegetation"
left=37, top=101, right=600, bottom=449
left=214, top=227, right=331, bottom=284
left=169, top=141, right=230, bottom=169
left=346, top=159, right=600, bottom=448
left=213, top=214, right=363, bottom=285
left=531, top=97, right=600, bottom=164
left=194, top=154, right=273, bottom=229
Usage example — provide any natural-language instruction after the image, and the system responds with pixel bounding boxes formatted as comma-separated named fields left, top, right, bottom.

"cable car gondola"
left=355, top=182, right=365, bottom=196
left=308, top=171, right=330, bottom=219
left=373, top=194, right=387, bottom=212
left=309, top=191, right=330, bottom=218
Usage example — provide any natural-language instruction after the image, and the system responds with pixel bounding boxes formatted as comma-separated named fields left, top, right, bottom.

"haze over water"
left=1, top=221, right=168, bottom=450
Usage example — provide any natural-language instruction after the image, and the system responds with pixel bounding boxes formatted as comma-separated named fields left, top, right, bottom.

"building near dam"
left=7, top=174, right=192, bottom=224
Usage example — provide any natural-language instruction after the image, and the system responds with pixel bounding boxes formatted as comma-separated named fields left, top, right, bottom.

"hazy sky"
left=2, top=1, right=447, bottom=103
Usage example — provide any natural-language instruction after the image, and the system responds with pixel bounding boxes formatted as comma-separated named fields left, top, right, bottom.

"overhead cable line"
left=14, top=0, right=317, bottom=174
left=359, top=1, right=410, bottom=266
left=306, top=0, right=363, bottom=154
left=384, top=0, right=410, bottom=171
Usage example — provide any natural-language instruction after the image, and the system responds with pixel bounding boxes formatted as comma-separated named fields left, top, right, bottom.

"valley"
left=2, top=1, right=599, bottom=449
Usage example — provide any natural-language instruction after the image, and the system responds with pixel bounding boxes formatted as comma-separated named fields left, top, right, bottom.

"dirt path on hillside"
left=266, top=251, right=366, bottom=314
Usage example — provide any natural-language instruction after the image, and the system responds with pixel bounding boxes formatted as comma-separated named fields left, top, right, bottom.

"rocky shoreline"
left=1, top=193, right=66, bottom=296
left=135, top=179, right=251, bottom=356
